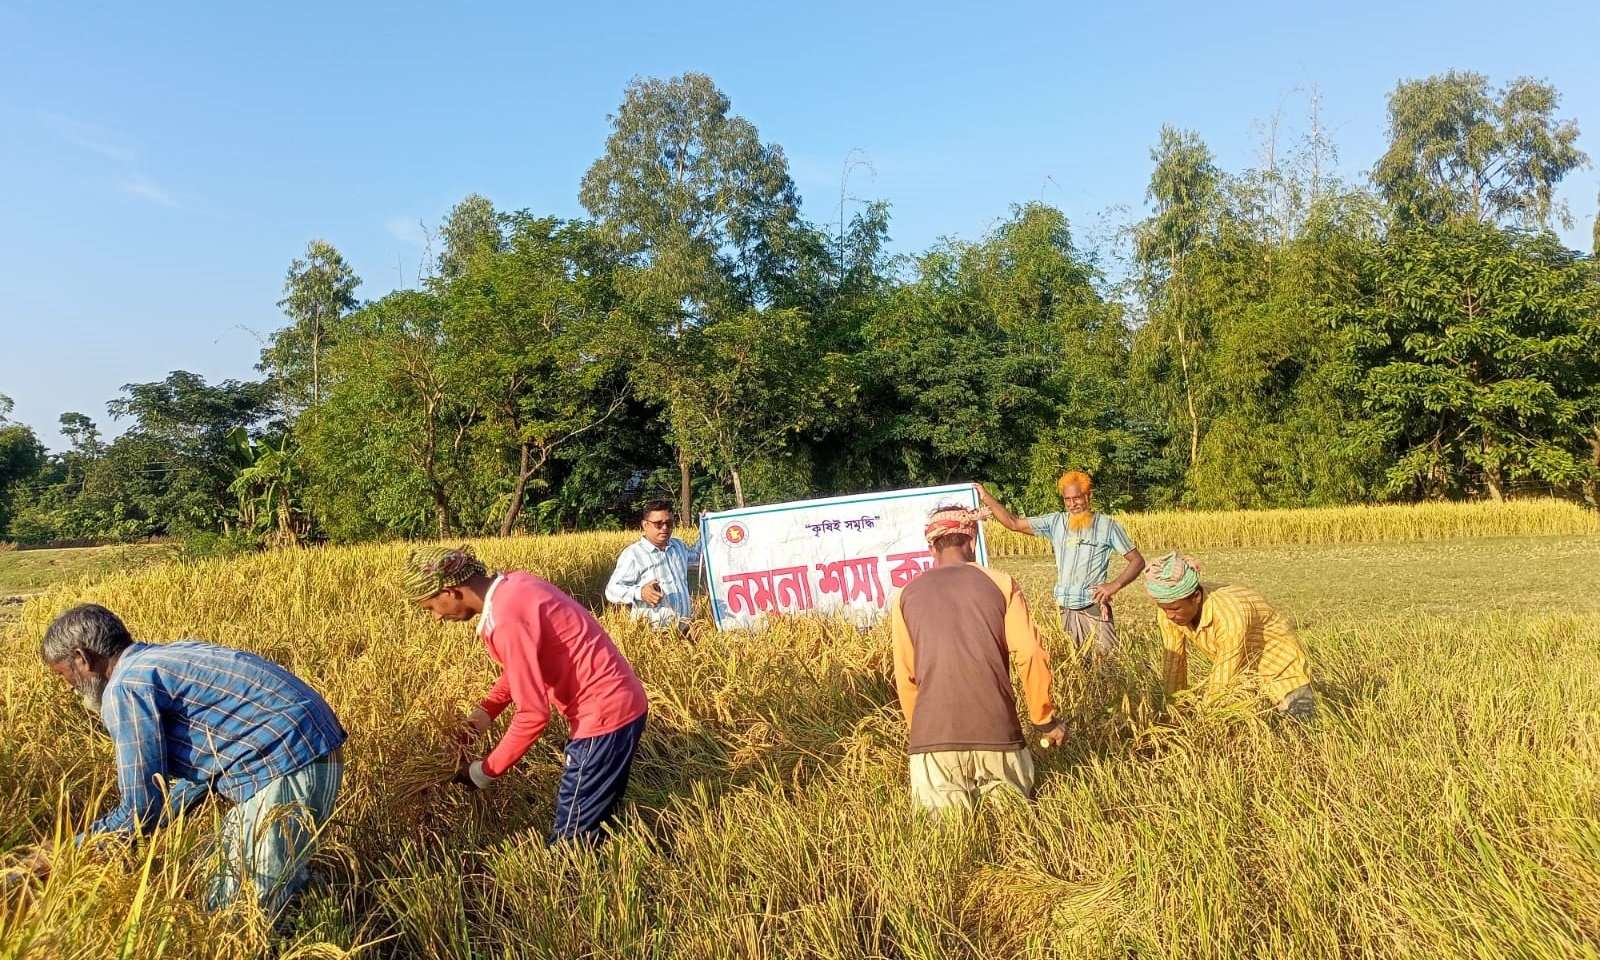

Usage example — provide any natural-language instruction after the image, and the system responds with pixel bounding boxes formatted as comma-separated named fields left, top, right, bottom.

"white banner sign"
left=698, top=483, right=988, bottom=631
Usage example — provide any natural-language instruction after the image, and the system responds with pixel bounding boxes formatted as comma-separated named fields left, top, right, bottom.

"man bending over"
left=890, top=505, right=1065, bottom=813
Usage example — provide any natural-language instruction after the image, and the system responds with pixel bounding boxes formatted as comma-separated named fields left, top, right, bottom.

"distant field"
left=984, top=496, right=1600, bottom=556
left=0, top=543, right=174, bottom=599
left=1007, top=533, right=1600, bottom=628
left=2, top=505, right=1597, bottom=958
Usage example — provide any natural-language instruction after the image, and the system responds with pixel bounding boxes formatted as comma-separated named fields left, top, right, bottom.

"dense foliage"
left=4, top=70, right=1597, bottom=546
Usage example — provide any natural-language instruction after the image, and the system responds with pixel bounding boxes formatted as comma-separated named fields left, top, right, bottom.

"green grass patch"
left=1004, top=533, right=1600, bottom=628
left=0, top=544, right=175, bottom=598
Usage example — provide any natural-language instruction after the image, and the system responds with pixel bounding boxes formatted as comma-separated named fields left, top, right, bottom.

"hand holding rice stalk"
left=451, top=705, right=493, bottom=752
left=3, top=847, right=53, bottom=889
left=443, top=706, right=498, bottom=790
left=1037, top=719, right=1067, bottom=750
left=391, top=748, right=462, bottom=803
left=387, top=704, right=488, bottom=803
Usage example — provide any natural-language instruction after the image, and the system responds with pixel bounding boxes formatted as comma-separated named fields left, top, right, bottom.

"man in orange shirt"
left=889, top=505, right=1065, bottom=812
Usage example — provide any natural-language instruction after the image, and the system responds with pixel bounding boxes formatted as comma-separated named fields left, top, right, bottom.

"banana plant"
left=226, top=428, right=311, bottom=546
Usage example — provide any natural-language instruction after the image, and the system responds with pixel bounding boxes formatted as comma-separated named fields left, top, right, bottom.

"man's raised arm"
left=975, top=483, right=1036, bottom=535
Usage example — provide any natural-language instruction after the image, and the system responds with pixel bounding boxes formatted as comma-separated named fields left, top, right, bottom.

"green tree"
left=9, top=376, right=271, bottom=544
left=1592, top=188, right=1599, bottom=256
left=967, top=205, right=1144, bottom=509
left=260, top=240, right=362, bottom=412
left=303, top=290, right=478, bottom=539
left=226, top=429, right=311, bottom=546
left=1133, top=126, right=1223, bottom=474
left=439, top=214, right=630, bottom=534
left=580, top=72, right=801, bottom=518
left=1373, top=72, right=1588, bottom=230
left=643, top=308, right=850, bottom=507
left=104, top=371, right=275, bottom=534
left=0, top=395, right=47, bottom=537
left=54, top=411, right=105, bottom=492
left=864, top=204, right=1132, bottom=508
left=437, top=194, right=503, bottom=281
left=58, top=412, right=103, bottom=459
left=1174, top=105, right=1389, bottom=509
left=1346, top=222, right=1600, bottom=501
left=749, top=199, right=896, bottom=497
left=1186, top=192, right=1387, bottom=508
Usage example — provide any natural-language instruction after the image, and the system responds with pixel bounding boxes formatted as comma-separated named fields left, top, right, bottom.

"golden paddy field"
left=2, top=500, right=1598, bottom=959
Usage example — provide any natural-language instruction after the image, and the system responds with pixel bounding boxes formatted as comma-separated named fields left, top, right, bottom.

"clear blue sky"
left=3, top=1, right=1597, bottom=450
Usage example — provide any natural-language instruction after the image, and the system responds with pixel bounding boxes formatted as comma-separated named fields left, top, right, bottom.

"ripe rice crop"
left=982, top=497, right=1600, bottom=557
left=2, top=502, right=1597, bottom=958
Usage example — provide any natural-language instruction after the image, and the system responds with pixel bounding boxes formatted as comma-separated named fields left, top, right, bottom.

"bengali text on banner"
left=698, top=483, right=988, bottom=631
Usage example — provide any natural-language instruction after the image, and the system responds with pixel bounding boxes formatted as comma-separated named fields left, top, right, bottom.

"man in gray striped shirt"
left=605, top=499, right=701, bottom=631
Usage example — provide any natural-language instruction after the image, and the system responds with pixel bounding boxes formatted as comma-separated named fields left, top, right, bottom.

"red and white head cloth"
left=924, top=505, right=990, bottom=545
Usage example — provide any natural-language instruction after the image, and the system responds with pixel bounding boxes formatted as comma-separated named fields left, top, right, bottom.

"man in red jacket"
left=405, top=545, right=649, bottom=844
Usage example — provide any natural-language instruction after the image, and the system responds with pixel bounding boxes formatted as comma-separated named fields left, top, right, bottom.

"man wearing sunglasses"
left=605, top=499, right=701, bottom=631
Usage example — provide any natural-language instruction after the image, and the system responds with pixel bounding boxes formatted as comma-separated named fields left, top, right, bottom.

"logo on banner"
left=722, top=522, right=748, bottom=547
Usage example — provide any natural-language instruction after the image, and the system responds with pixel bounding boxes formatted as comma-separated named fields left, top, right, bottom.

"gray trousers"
left=1062, top=605, right=1117, bottom=660
left=908, top=749, right=1035, bottom=813
left=1277, top=683, right=1316, bottom=721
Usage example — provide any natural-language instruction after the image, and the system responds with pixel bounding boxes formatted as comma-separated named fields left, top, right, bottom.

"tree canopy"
left=6, top=69, right=1598, bottom=548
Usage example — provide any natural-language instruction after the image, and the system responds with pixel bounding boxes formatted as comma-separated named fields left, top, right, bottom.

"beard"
left=1067, top=511, right=1093, bottom=532
left=75, top=673, right=107, bottom=715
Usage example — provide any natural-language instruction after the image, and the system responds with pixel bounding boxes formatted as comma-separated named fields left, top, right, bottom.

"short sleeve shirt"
left=1027, top=512, right=1135, bottom=609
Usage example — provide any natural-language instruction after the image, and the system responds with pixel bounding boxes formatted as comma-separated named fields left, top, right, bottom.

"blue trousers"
left=548, top=712, right=646, bottom=844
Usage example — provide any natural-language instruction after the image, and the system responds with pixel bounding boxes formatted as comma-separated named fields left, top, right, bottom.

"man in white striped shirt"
left=605, top=499, right=701, bottom=630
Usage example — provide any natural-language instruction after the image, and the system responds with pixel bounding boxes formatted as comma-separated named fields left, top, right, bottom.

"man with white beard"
left=31, top=603, right=346, bottom=915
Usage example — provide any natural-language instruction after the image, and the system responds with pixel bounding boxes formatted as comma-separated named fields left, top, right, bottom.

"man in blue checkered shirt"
left=35, top=603, right=346, bottom=914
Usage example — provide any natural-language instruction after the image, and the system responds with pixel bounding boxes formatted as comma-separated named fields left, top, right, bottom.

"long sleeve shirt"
left=604, top=537, right=700, bottom=629
left=1159, top=585, right=1313, bottom=705
left=477, top=572, right=649, bottom=777
left=91, top=641, right=346, bottom=836
left=889, top=563, right=1056, bottom=754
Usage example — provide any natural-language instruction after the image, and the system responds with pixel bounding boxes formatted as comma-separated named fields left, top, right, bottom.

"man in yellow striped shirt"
left=1142, top=552, right=1315, bottom=719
